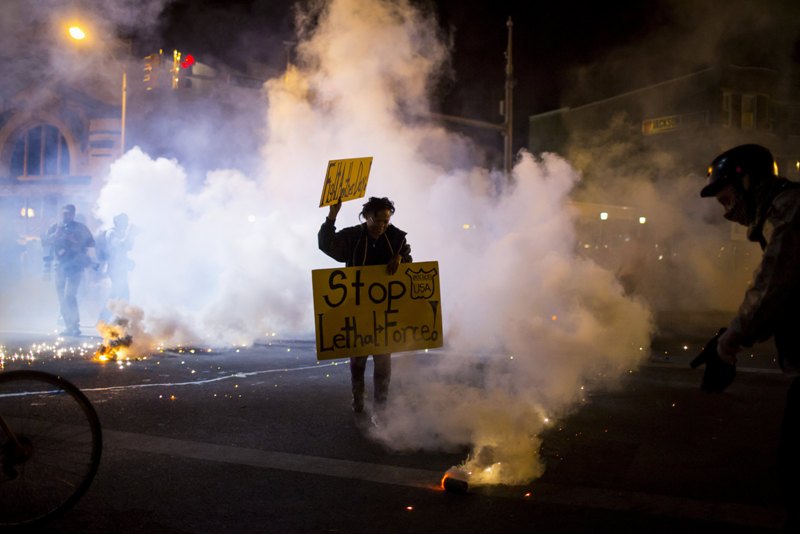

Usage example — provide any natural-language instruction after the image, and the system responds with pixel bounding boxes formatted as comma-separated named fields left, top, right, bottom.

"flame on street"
left=95, top=319, right=134, bottom=361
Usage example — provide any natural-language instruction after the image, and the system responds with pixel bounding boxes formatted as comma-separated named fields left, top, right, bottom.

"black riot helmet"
left=700, top=144, right=776, bottom=198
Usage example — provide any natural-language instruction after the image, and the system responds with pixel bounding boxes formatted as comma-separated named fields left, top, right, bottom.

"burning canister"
left=441, top=467, right=469, bottom=494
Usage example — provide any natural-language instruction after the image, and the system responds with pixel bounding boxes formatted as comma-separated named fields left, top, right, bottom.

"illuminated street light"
left=600, top=212, right=609, bottom=221
left=639, top=216, right=647, bottom=224
left=68, top=26, right=86, bottom=40
left=66, top=24, right=128, bottom=156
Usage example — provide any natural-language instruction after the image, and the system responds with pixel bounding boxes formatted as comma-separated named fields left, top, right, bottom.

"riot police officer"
left=42, top=204, right=95, bottom=336
left=699, top=144, right=800, bottom=530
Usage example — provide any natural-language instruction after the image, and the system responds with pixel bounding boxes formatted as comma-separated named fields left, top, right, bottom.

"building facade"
left=0, top=83, right=122, bottom=241
left=0, top=47, right=268, bottom=249
left=528, top=64, right=800, bottom=312
left=529, top=63, right=800, bottom=181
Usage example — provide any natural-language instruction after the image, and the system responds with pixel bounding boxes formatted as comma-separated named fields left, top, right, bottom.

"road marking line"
left=104, top=429, right=784, bottom=529
left=80, top=362, right=339, bottom=393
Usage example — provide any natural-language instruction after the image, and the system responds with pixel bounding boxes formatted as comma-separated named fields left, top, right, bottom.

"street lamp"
left=68, top=26, right=86, bottom=41
left=66, top=24, right=129, bottom=156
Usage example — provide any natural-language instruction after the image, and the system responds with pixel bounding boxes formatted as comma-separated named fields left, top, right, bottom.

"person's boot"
left=374, top=379, right=389, bottom=409
left=351, top=382, right=365, bottom=413
left=352, top=394, right=364, bottom=413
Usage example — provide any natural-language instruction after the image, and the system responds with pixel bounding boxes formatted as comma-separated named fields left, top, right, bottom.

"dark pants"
left=775, top=330, right=800, bottom=530
left=350, top=354, right=391, bottom=405
left=54, top=267, right=83, bottom=331
left=778, top=377, right=800, bottom=530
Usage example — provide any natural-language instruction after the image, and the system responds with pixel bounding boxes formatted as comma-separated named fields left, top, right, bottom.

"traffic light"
left=171, top=50, right=194, bottom=89
left=143, top=50, right=164, bottom=91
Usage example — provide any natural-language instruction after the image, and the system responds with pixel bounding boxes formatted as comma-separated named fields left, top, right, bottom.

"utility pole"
left=425, top=18, right=514, bottom=177
left=503, top=16, right=514, bottom=178
left=120, top=39, right=131, bottom=155
left=67, top=27, right=131, bottom=156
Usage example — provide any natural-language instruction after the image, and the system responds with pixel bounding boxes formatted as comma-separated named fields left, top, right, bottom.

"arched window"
left=10, top=124, right=70, bottom=178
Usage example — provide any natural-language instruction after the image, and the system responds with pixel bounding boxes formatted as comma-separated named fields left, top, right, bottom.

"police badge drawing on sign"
left=406, top=267, right=437, bottom=299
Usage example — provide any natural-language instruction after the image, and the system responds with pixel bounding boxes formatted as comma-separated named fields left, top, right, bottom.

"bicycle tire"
left=0, top=370, right=102, bottom=528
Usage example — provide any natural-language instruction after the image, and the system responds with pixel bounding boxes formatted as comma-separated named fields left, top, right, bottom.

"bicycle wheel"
left=0, top=370, right=102, bottom=528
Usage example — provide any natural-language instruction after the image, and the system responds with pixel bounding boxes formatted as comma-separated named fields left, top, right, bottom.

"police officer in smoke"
left=318, top=196, right=412, bottom=414
left=96, top=213, right=136, bottom=321
left=697, top=144, right=800, bottom=530
left=42, top=204, right=96, bottom=337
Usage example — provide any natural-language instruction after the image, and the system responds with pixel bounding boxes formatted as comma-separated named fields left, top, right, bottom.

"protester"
left=318, top=196, right=412, bottom=414
left=42, top=204, right=95, bottom=336
left=697, top=144, right=800, bottom=530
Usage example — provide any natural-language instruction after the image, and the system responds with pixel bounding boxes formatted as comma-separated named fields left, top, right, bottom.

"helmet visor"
left=700, top=179, right=726, bottom=198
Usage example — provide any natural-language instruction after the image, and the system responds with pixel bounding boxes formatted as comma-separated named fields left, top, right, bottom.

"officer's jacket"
left=731, top=178, right=800, bottom=370
left=43, top=221, right=95, bottom=271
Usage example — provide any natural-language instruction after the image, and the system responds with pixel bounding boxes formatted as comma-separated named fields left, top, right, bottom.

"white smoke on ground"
left=370, top=151, right=652, bottom=484
left=92, top=0, right=653, bottom=485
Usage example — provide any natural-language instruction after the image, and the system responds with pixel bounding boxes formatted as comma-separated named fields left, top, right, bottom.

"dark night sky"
left=143, top=0, right=800, bottom=155
left=150, top=0, right=675, bottom=155
left=1, top=0, right=795, bottom=148
left=156, top=0, right=667, bottom=113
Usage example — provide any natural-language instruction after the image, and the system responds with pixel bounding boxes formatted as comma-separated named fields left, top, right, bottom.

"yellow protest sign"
left=312, top=261, right=443, bottom=360
left=319, top=157, right=373, bottom=207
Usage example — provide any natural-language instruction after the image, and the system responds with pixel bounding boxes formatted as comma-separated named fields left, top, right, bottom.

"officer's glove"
left=690, top=327, right=736, bottom=393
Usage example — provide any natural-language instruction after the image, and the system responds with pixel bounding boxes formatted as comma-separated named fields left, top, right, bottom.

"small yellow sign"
left=312, top=261, right=443, bottom=360
left=319, top=157, right=373, bottom=207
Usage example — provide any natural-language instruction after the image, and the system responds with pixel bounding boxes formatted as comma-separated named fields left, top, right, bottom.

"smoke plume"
left=552, top=0, right=800, bottom=314
left=0, top=0, right=656, bottom=485
left=91, top=0, right=652, bottom=484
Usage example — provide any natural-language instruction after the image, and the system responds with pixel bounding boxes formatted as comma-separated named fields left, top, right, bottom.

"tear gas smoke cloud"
left=89, top=0, right=652, bottom=484
left=0, top=0, right=655, bottom=486
left=0, top=0, right=794, bottom=486
left=554, top=0, right=799, bottom=313
left=0, top=0, right=170, bottom=104
left=566, top=117, right=761, bottom=312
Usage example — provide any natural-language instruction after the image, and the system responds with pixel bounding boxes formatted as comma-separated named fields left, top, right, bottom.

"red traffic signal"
left=181, top=54, right=195, bottom=69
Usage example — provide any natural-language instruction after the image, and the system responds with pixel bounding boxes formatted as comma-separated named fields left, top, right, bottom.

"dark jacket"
left=318, top=218, right=412, bottom=267
left=42, top=220, right=95, bottom=272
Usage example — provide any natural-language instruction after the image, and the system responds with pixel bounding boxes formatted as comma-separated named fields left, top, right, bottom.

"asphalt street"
left=0, top=320, right=792, bottom=533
